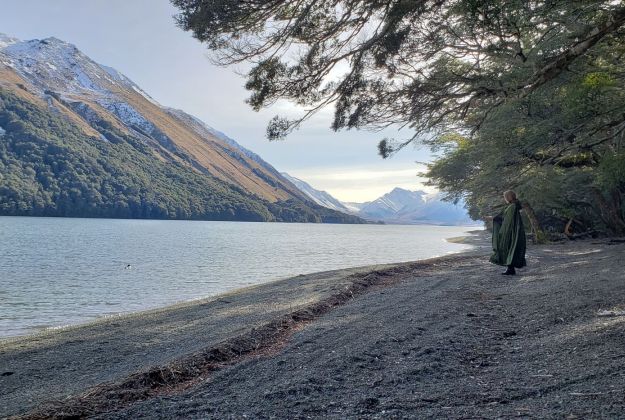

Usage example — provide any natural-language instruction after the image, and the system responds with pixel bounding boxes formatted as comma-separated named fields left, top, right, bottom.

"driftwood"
left=597, top=309, right=625, bottom=317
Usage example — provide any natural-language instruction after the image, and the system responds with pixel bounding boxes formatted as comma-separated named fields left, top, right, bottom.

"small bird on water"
left=125, top=264, right=132, bottom=270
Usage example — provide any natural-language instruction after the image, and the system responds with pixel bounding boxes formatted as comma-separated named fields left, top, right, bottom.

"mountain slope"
left=0, top=34, right=307, bottom=202
left=280, top=173, right=350, bottom=212
left=0, top=34, right=362, bottom=223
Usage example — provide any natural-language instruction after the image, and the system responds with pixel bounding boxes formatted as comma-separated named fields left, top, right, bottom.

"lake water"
left=0, top=217, right=478, bottom=338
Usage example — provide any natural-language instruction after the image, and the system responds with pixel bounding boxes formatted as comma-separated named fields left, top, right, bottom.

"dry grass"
left=109, top=85, right=295, bottom=202
left=0, top=67, right=47, bottom=106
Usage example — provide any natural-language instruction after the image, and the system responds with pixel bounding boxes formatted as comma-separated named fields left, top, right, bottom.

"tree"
left=171, top=0, right=625, bottom=235
left=425, top=49, right=625, bottom=236
left=172, top=1, right=625, bottom=141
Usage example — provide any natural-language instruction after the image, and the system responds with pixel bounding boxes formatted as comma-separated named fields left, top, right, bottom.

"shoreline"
left=0, top=214, right=483, bottom=226
left=3, top=236, right=625, bottom=418
left=107, top=238, right=625, bottom=419
left=0, top=259, right=454, bottom=344
left=1, top=228, right=485, bottom=343
left=1, top=243, right=486, bottom=418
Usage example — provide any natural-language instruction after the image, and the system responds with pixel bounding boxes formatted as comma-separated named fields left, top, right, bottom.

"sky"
left=0, top=0, right=435, bottom=202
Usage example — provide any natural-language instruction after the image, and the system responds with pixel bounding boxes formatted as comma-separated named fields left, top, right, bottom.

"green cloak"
left=490, top=201, right=527, bottom=268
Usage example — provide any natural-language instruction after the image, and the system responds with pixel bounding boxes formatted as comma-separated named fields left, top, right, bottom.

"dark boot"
left=502, top=265, right=516, bottom=275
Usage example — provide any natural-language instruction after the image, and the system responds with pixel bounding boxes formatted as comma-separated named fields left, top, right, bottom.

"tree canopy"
left=172, top=0, right=625, bottom=236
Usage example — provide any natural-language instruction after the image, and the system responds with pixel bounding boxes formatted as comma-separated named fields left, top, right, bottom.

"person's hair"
left=503, top=190, right=517, bottom=203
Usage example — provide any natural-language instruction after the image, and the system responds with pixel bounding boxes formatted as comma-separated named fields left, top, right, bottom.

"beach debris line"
left=20, top=255, right=476, bottom=419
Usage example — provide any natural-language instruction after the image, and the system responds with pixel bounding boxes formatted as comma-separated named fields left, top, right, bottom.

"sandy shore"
left=3, top=234, right=625, bottom=418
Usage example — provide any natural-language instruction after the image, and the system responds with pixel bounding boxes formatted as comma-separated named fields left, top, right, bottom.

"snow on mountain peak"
left=388, top=187, right=425, bottom=199
left=1, top=37, right=108, bottom=95
left=0, top=34, right=162, bottom=132
left=389, top=187, right=410, bottom=194
left=283, top=177, right=475, bottom=225
left=100, top=64, right=129, bottom=83
left=0, top=34, right=156, bottom=105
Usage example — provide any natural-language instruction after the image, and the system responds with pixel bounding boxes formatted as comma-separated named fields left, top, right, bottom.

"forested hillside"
left=0, top=34, right=363, bottom=223
left=0, top=89, right=361, bottom=223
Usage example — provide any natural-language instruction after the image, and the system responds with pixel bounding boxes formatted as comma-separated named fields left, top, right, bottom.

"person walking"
left=490, top=190, right=527, bottom=275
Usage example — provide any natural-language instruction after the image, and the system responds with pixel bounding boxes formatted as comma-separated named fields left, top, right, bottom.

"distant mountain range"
left=283, top=173, right=476, bottom=226
left=0, top=33, right=362, bottom=223
left=356, top=188, right=476, bottom=225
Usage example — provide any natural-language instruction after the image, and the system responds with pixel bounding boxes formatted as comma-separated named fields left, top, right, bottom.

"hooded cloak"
left=490, top=201, right=527, bottom=268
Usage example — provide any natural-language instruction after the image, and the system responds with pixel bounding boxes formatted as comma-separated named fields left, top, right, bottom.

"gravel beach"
left=3, top=234, right=625, bottom=419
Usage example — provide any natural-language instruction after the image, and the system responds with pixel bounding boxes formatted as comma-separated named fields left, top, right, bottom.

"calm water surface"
left=0, top=217, right=477, bottom=338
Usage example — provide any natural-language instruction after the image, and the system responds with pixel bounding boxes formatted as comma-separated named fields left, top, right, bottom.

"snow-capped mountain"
left=0, top=33, right=307, bottom=203
left=358, top=188, right=428, bottom=220
left=280, top=173, right=351, bottom=212
left=285, top=176, right=475, bottom=225
left=1, top=35, right=156, bottom=103
left=356, top=188, right=474, bottom=225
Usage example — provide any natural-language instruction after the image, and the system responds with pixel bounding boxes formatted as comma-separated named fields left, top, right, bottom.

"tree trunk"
left=592, top=189, right=625, bottom=235
left=564, top=218, right=574, bottom=237
left=521, top=201, right=546, bottom=243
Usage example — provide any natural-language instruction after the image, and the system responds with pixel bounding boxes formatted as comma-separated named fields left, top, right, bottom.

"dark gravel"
left=97, top=239, right=625, bottom=419
left=1, top=263, right=405, bottom=418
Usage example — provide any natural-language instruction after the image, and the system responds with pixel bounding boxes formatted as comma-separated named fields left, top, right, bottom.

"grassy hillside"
left=0, top=89, right=363, bottom=223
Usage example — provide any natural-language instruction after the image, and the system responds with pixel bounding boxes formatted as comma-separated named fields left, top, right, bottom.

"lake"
left=0, top=217, right=478, bottom=338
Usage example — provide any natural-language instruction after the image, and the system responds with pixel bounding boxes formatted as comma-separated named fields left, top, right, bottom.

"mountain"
left=355, top=188, right=475, bottom=225
left=280, top=173, right=350, bottom=212
left=358, top=188, right=428, bottom=220
left=357, top=188, right=475, bottom=225
left=0, top=34, right=363, bottom=223
left=285, top=175, right=475, bottom=225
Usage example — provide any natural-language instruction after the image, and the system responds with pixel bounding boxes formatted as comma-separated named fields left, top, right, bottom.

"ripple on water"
left=0, top=217, right=478, bottom=338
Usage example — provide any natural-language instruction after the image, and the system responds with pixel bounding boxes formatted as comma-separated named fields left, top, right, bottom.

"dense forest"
left=0, top=89, right=363, bottom=223
left=171, top=0, right=625, bottom=238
